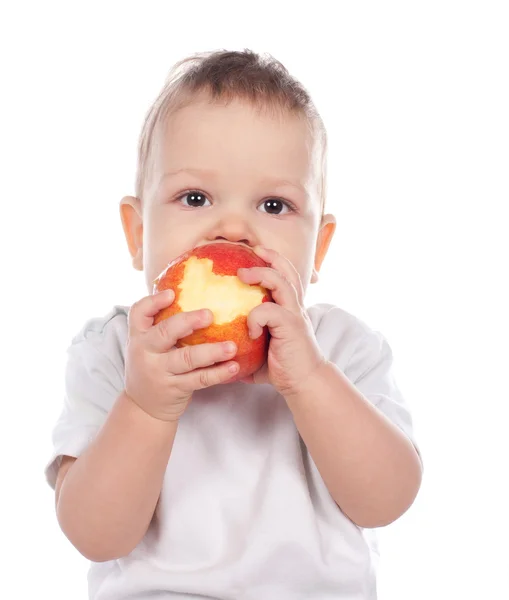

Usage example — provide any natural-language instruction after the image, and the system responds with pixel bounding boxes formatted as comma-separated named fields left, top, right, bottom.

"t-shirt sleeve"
left=312, top=304, right=419, bottom=456
left=343, top=328, right=418, bottom=451
left=44, top=307, right=127, bottom=490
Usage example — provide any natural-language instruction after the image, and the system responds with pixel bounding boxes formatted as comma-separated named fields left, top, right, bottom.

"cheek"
left=143, top=216, right=175, bottom=276
left=298, top=254, right=315, bottom=289
left=143, top=212, right=201, bottom=282
left=144, top=218, right=166, bottom=258
left=295, top=237, right=319, bottom=287
left=278, top=241, right=315, bottom=287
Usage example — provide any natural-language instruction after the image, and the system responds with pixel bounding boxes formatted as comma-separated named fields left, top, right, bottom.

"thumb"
left=248, top=362, right=269, bottom=386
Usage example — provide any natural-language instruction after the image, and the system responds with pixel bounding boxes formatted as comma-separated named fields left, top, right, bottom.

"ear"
left=119, top=195, right=144, bottom=271
left=311, top=213, right=336, bottom=283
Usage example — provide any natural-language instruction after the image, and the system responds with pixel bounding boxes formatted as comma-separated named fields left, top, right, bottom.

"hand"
left=124, top=289, right=240, bottom=422
left=237, top=246, right=327, bottom=398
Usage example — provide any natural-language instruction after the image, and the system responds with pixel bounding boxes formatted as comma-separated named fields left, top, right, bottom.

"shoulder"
left=71, top=305, right=129, bottom=345
left=306, top=303, right=418, bottom=448
left=66, top=305, right=130, bottom=387
left=44, top=306, right=130, bottom=489
left=306, top=302, right=366, bottom=334
left=306, top=303, right=385, bottom=372
left=70, top=305, right=129, bottom=351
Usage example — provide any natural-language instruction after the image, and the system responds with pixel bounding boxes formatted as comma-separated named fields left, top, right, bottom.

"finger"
left=145, top=308, right=214, bottom=353
left=176, top=360, right=240, bottom=393
left=169, top=341, right=238, bottom=375
left=252, top=245, right=305, bottom=304
left=246, top=302, right=296, bottom=340
left=128, top=289, right=175, bottom=335
left=237, top=266, right=300, bottom=314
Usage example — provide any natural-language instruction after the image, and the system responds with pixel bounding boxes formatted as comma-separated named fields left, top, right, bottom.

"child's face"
left=121, top=97, right=335, bottom=295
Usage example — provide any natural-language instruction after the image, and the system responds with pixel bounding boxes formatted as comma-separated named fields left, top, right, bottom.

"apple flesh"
left=152, top=243, right=272, bottom=381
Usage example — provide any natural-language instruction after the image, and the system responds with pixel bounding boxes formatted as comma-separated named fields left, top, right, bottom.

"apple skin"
left=152, top=243, right=273, bottom=381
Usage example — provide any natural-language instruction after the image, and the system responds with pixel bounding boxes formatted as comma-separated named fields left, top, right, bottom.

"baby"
left=45, top=49, right=422, bottom=599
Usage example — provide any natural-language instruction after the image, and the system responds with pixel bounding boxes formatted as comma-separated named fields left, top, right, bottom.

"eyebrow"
left=159, top=168, right=309, bottom=197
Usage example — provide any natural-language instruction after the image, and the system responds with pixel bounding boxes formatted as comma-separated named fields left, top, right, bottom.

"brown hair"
left=135, top=49, right=327, bottom=210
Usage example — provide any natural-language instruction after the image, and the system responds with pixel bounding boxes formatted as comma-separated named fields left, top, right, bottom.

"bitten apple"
left=152, top=242, right=272, bottom=381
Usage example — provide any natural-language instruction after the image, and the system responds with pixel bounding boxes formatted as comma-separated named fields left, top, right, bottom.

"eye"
left=258, top=199, right=294, bottom=215
left=177, top=191, right=211, bottom=208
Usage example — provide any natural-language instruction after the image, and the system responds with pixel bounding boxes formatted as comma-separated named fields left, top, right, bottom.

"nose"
left=206, top=212, right=258, bottom=247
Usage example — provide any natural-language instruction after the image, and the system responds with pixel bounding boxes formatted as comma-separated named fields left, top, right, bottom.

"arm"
left=56, top=390, right=178, bottom=562
left=54, top=290, right=238, bottom=563
left=236, top=246, right=421, bottom=528
left=285, top=361, right=422, bottom=529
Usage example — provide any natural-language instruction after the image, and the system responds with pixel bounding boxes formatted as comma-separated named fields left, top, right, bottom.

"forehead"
left=153, top=98, right=318, bottom=188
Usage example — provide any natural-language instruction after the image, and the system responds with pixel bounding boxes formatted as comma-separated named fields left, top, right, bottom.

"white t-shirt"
left=45, top=303, right=418, bottom=600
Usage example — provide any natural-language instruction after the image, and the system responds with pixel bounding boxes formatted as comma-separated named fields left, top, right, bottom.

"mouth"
left=193, top=240, right=252, bottom=251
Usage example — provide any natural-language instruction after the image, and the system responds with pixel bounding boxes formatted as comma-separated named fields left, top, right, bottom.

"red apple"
left=152, top=242, right=272, bottom=381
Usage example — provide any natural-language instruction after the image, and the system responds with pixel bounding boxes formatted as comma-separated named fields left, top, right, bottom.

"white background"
left=1, top=1, right=508, bottom=598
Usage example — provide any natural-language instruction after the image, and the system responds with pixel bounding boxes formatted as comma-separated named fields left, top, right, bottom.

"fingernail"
left=228, top=363, right=239, bottom=373
left=223, top=341, right=236, bottom=353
